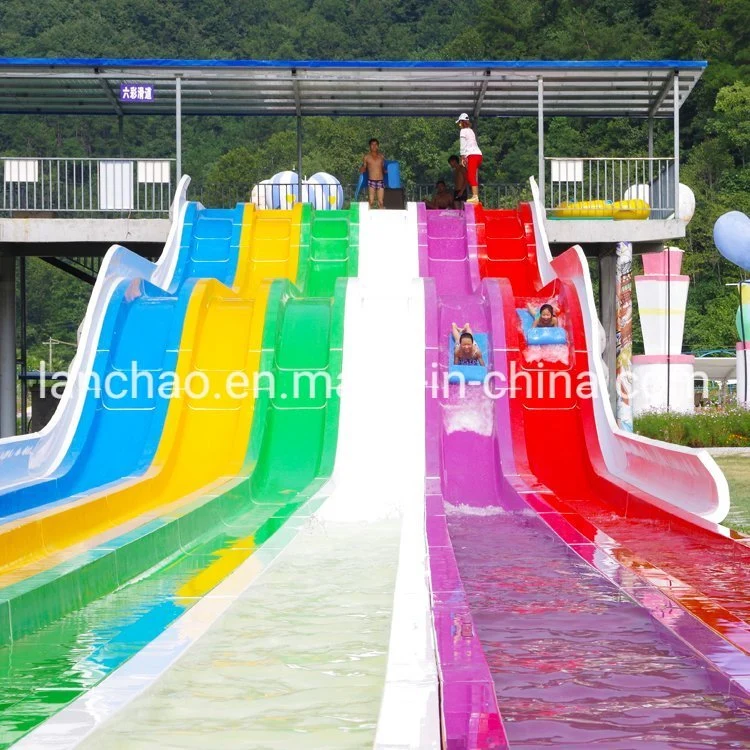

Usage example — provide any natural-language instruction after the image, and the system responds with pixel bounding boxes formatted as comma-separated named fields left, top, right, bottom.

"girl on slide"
left=452, top=323, right=485, bottom=366
left=526, top=302, right=559, bottom=328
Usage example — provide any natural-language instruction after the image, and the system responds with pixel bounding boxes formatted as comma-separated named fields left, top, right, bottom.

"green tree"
left=711, top=82, right=750, bottom=166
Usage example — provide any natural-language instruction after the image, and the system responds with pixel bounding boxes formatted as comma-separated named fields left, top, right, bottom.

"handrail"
left=0, top=156, right=176, bottom=216
left=543, top=156, right=677, bottom=220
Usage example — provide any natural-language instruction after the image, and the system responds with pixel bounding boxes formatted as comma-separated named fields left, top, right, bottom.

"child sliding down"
left=526, top=302, right=558, bottom=328
left=452, top=323, right=485, bottom=366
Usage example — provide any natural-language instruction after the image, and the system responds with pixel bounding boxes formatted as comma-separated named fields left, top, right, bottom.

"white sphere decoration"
left=624, top=182, right=695, bottom=225
left=677, top=183, right=695, bottom=225
left=251, top=179, right=272, bottom=210
left=306, top=172, right=344, bottom=210
left=269, top=171, right=300, bottom=209
left=624, top=183, right=650, bottom=203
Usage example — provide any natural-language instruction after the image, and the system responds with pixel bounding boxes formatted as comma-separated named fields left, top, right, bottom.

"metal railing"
left=411, top=183, right=529, bottom=209
left=0, top=157, right=176, bottom=217
left=188, top=181, right=530, bottom=211
left=544, top=157, right=677, bottom=220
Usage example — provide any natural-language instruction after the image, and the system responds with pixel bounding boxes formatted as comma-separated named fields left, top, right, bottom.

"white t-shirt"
left=460, top=127, right=482, bottom=157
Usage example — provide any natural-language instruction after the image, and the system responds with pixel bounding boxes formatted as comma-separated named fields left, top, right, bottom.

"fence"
left=544, top=157, right=677, bottom=219
left=2, top=156, right=682, bottom=219
left=189, top=181, right=530, bottom=210
left=410, top=183, right=530, bottom=209
left=0, top=157, right=175, bottom=216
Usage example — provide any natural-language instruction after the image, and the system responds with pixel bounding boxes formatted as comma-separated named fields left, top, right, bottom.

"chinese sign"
left=615, top=241, right=633, bottom=432
left=118, top=83, right=155, bottom=103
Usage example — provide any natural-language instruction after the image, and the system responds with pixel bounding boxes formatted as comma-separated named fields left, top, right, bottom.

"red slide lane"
left=475, top=203, right=750, bottom=643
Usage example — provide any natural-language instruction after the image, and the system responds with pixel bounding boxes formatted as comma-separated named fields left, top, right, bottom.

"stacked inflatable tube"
left=551, top=198, right=650, bottom=220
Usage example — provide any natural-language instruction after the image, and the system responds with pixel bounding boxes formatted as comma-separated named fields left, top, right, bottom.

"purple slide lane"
left=420, top=205, right=750, bottom=748
left=421, top=205, right=509, bottom=748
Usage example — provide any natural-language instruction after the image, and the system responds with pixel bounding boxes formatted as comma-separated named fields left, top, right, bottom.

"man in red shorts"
left=456, top=113, right=482, bottom=204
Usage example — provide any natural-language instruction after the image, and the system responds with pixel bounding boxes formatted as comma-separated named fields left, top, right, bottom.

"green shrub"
left=634, top=408, right=750, bottom=448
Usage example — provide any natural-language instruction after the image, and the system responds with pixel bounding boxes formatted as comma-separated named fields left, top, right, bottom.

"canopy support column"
left=537, top=76, right=545, bottom=210
left=176, top=76, right=182, bottom=184
left=648, top=116, right=654, bottom=199
left=673, top=71, right=680, bottom=221
left=297, top=115, right=303, bottom=199
left=0, top=255, right=16, bottom=437
left=648, top=117, right=654, bottom=160
left=293, top=69, right=303, bottom=198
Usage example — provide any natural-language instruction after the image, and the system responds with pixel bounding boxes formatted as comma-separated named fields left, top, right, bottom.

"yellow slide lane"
left=0, top=204, right=301, bottom=577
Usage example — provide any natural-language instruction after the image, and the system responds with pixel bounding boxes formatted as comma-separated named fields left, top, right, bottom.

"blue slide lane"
left=0, top=204, right=244, bottom=521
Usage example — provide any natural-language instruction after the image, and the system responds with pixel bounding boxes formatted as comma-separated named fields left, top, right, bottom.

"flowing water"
left=75, top=520, right=400, bottom=750
left=448, top=508, right=750, bottom=749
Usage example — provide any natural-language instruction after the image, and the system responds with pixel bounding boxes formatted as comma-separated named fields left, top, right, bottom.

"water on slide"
left=449, top=508, right=750, bottom=748
left=76, top=521, right=400, bottom=750
left=423, top=206, right=750, bottom=746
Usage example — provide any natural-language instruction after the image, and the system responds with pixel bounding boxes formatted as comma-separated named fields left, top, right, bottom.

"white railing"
left=1, top=157, right=175, bottom=216
left=544, top=157, right=677, bottom=220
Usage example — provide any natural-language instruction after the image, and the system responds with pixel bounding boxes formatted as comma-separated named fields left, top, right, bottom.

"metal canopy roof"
left=0, top=59, right=706, bottom=118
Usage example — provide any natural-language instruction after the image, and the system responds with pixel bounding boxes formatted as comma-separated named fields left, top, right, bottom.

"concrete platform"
left=0, top=218, right=170, bottom=256
left=545, top=218, right=686, bottom=255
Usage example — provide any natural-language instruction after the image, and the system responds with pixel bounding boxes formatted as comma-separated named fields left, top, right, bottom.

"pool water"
left=448, top=509, right=750, bottom=748
left=75, top=520, right=400, bottom=749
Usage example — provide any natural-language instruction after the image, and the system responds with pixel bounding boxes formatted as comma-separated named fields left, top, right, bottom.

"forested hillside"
left=1, top=0, right=748, bottom=366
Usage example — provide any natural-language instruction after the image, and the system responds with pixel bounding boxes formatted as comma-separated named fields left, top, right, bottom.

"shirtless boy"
left=360, top=138, right=385, bottom=208
left=448, top=155, right=468, bottom=203
left=426, top=180, right=455, bottom=210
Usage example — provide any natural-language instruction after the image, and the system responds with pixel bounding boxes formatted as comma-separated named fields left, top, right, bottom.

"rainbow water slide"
left=0, top=195, right=360, bottom=745
left=419, top=193, right=750, bottom=746
left=5, top=188, right=750, bottom=749
left=9, top=203, right=438, bottom=749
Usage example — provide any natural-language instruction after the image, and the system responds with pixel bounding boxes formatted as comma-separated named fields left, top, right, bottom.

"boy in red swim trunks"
left=360, top=138, right=385, bottom=209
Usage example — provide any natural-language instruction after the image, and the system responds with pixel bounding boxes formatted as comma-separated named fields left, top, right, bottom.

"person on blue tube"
left=527, top=302, right=559, bottom=328
left=452, top=323, right=485, bottom=366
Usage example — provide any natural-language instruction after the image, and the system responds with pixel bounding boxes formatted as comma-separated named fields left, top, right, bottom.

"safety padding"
left=448, top=332, right=489, bottom=384
left=517, top=309, right=568, bottom=345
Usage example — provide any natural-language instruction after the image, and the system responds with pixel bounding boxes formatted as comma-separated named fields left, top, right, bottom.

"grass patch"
left=714, top=456, right=750, bottom=534
left=634, top=408, right=750, bottom=448
left=634, top=410, right=750, bottom=533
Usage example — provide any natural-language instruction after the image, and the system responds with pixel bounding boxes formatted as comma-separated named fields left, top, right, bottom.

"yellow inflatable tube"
left=552, top=198, right=650, bottom=220
left=612, top=199, right=651, bottom=220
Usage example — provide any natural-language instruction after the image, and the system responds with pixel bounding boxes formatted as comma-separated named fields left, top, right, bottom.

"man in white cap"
left=456, top=113, right=482, bottom=204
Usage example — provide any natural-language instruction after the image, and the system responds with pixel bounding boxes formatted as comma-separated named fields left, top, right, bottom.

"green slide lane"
left=0, top=204, right=358, bottom=748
